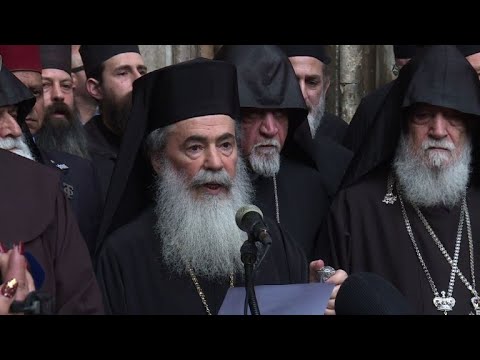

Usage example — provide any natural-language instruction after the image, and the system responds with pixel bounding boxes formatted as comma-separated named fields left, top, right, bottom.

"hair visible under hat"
left=79, top=45, right=140, bottom=79
left=40, top=45, right=72, bottom=75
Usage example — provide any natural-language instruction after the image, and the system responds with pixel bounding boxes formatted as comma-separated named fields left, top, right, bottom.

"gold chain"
left=187, top=266, right=234, bottom=315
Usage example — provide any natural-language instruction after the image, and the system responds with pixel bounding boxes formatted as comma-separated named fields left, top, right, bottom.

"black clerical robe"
left=327, top=167, right=480, bottom=315
left=84, top=114, right=120, bottom=203
left=96, top=207, right=308, bottom=315
left=252, top=156, right=331, bottom=263
left=316, top=112, right=348, bottom=145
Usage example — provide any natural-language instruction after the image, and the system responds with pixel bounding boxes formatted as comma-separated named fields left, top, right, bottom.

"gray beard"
left=154, top=156, right=254, bottom=281
left=393, top=133, right=472, bottom=208
left=36, top=110, right=90, bottom=160
left=248, top=139, right=281, bottom=177
left=307, top=91, right=326, bottom=138
left=0, top=135, right=34, bottom=160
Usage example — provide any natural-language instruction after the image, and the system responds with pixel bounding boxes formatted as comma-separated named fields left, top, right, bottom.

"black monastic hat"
left=145, top=57, right=240, bottom=132
left=40, top=45, right=72, bottom=74
left=79, top=45, right=140, bottom=79
left=393, top=45, right=419, bottom=59
left=278, top=45, right=331, bottom=65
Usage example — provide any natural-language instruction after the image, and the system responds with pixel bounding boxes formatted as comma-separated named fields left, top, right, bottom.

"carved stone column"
left=338, top=45, right=376, bottom=123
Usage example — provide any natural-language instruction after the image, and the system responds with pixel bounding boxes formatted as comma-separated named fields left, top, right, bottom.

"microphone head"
left=335, top=272, right=414, bottom=315
left=235, top=204, right=263, bottom=231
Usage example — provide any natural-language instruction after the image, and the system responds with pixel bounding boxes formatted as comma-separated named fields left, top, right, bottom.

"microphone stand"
left=240, top=234, right=261, bottom=315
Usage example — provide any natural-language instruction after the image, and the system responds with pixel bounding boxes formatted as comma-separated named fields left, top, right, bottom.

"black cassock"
left=316, top=112, right=348, bottom=146
left=252, top=156, right=332, bottom=263
left=96, top=207, right=308, bottom=315
left=327, top=167, right=480, bottom=315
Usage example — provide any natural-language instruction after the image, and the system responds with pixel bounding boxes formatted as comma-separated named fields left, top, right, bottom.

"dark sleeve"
left=312, top=219, right=335, bottom=267
left=273, top=221, right=309, bottom=284
left=342, top=98, right=369, bottom=152
left=95, top=240, right=128, bottom=315
left=324, top=190, right=352, bottom=273
left=53, top=189, right=105, bottom=314
left=82, top=161, right=103, bottom=257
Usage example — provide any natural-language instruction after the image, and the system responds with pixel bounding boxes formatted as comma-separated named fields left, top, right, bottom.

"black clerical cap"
left=402, top=45, right=480, bottom=116
left=0, top=62, right=35, bottom=114
left=456, top=45, right=480, bottom=57
left=393, top=45, right=418, bottom=59
left=278, top=45, right=331, bottom=65
left=40, top=45, right=71, bottom=74
left=79, top=45, right=140, bottom=79
left=145, top=57, right=240, bottom=132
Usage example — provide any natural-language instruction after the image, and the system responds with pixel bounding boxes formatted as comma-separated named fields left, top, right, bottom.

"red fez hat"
left=0, top=45, right=42, bottom=73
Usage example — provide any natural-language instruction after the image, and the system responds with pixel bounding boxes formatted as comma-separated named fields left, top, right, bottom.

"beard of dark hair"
left=154, top=155, right=254, bottom=282
left=102, top=94, right=131, bottom=137
left=393, top=132, right=472, bottom=208
left=36, top=102, right=91, bottom=159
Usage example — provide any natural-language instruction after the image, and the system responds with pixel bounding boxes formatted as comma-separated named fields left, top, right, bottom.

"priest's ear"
left=86, top=77, right=104, bottom=101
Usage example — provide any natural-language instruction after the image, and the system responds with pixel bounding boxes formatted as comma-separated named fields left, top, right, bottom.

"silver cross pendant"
left=471, top=296, right=480, bottom=315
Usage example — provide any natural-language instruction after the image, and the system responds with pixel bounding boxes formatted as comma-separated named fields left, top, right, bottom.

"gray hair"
left=144, top=124, right=174, bottom=160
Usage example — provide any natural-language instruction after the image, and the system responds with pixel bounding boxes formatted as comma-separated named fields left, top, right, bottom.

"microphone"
left=335, top=272, right=414, bottom=315
left=235, top=205, right=272, bottom=245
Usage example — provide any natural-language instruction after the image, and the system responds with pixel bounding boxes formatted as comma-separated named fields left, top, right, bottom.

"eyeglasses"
left=71, top=65, right=84, bottom=73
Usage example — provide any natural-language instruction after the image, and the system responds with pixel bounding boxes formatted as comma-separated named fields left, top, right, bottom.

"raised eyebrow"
left=184, top=135, right=208, bottom=145
left=217, top=133, right=235, bottom=143
left=114, top=65, right=134, bottom=73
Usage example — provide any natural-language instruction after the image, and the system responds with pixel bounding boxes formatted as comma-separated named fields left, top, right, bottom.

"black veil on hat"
left=79, top=45, right=140, bottom=79
left=214, top=45, right=308, bottom=159
left=278, top=45, right=331, bottom=65
left=341, top=45, right=480, bottom=189
left=393, top=45, right=419, bottom=59
left=94, top=57, right=240, bottom=257
left=40, top=45, right=71, bottom=74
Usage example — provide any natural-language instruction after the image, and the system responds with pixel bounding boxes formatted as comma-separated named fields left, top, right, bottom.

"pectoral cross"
left=471, top=296, right=480, bottom=315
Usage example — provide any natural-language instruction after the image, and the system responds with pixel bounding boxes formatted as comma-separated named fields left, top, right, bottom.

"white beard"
left=393, top=133, right=471, bottom=208
left=248, top=138, right=281, bottom=177
left=307, top=91, right=326, bottom=138
left=154, top=156, right=254, bottom=281
left=0, top=135, right=34, bottom=160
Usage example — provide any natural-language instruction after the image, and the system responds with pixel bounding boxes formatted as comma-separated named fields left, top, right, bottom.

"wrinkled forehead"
left=407, top=102, right=472, bottom=120
left=42, top=68, right=72, bottom=82
left=170, top=114, right=236, bottom=137
left=103, top=52, right=145, bottom=71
